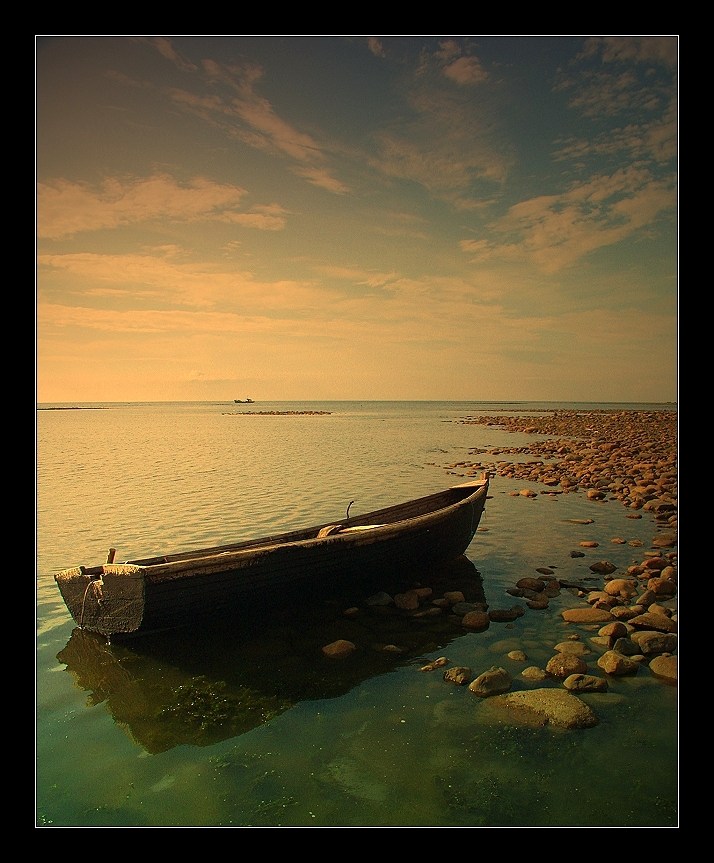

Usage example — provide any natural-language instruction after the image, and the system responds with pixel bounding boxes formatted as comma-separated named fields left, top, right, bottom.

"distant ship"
left=234, top=398, right=254, bottom=403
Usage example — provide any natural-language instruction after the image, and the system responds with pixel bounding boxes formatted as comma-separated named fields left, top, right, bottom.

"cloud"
left=582, top=36, right=678, bottom=69
left=370, top=41, right=506, bottom=207
left=139, top=36, right=199, bottom=72
left=461, top=166, right=676, bottom=274
left=38, top=250, right=322, bottom=311
left=442, top=56, right=488, bottom=86
left=367, top=38, right=385, bottom=58
left=36, top=174, right=289, bottom=239
left=162, top=49, right=350, bottom=194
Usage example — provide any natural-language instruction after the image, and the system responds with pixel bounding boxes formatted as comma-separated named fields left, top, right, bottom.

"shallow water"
left=36, top=401, right=678, bottom=827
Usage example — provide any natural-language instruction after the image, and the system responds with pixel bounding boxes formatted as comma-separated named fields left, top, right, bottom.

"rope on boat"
left=79, top=579, right=101, bottom=629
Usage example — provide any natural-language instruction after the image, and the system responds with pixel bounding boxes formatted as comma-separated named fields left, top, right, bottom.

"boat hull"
left=54, top=479, right=489, bottom=638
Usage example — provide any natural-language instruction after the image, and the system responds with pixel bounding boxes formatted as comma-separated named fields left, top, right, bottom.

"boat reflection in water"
left=57, top=556, right=486, bottom=754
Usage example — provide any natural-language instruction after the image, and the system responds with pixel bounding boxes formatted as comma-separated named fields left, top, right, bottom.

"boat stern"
left=54, top=564, right=146, bottom=637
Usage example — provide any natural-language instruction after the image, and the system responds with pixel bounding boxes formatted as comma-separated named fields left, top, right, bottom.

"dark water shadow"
left=57, top=556, right=486, bottom=754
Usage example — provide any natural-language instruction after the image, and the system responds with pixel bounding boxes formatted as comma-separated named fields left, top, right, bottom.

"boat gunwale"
left=56, top=478, right=488, bottom=580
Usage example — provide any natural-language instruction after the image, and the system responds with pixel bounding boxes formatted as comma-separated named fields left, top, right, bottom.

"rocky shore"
left=322, top=408, right=677, bottom=730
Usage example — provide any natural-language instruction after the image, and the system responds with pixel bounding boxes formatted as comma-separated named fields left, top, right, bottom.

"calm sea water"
left=36, top=401, right=678, bottom=828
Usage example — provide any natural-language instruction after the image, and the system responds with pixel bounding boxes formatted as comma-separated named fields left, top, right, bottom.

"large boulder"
left=483, top=688, right=599, bottom=729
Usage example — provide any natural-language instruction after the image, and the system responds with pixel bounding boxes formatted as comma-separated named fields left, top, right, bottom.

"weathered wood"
left=54, top=477, right=489, bottom=639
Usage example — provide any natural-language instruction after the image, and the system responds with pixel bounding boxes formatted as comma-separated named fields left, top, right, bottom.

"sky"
left=36, top=35, right=678, bottom=403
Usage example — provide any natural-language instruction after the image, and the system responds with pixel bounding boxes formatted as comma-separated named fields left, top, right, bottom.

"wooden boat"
left=234, top=398, right=254, bottom=403
left=54, top=476, right=489, bottom=640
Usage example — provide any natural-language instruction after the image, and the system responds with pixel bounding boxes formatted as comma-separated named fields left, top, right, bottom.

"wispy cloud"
left=371, top=41, right=508, bottom=208
left=461, top=166, right=676, bottom=274
left=367, top=37, right=386, bottom=58
left=36, top=174, right=287, bottom=239
left=143, top=41, right=350, bottom=195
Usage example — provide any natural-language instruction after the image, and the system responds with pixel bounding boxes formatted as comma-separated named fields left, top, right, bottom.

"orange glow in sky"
left=36, top=36, right=678, bottom=403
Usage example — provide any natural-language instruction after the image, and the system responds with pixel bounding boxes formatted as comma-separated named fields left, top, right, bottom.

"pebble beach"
left=426, top=407, right=679, bottom=703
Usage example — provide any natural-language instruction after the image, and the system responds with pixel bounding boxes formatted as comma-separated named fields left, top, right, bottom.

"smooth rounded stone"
left=489, top=638, right=527, bottom=653
left=322, top=639, right=357, bottom=659
left=443, top=666, right=472, bottom=685
left=554, top=640, right=591, bottom=656
left=517, top=577, right=545, bottom=591
left=543, top=581, right=562, bottom=597
left=642, top=556, right=669, bottom=572
left=648, top=654, right=677, bottom=683
left=580, top=540, right=599, bottom=548
left=630, top=630, right=677, bottom=655
left=394, top=590, right=421, bottom=610
left=589, top=635, right=612, bottom=650
left=546, top=653, right=588, bottom=678
left=610, top=605, right=640, bottom=621
left=597, top=650, right=640, bottom=675
left=586, top=590, right=612, bottom=605
left=343, top=607, right=360, bottom=618
left=589, top=560, right=618, bottom=575
left=414, top=587, right=433, bottom=600
left=461, top=610, right=490, bottom=631
left=526, top=595, right=549, bottom=610
left=431, top=597, right=451, bottom=609
left=628, top=612, right=677, bottom=634
left=522, top=666, right=548, bottom=681
left=365, top=591, right=393, bottom=607
left=646, top=576, right=677, bottom=597
left=443, top=591, right=465, bottom=605
left=635, top=589, right=659, bottom=606
left=507, top=650, right=528, bottom=662
left=483, top=688, right=599, bottom=729
left=647, top=602, right=673, bottom=617
left=570, top=550, right=586, bottom=558
left=651, top=532, right=677, bottom=548
left=519, top=488, right=538, bottom=497
left=598, top=621, right=629, bottom=639
left=420, top=656, right=449, bottom=672
left=451, top=601, right=488, bottom=615
left=563, top=673, right=609, bottom=693
left=562, top=607, right=615, bottom=624
left=611, top=637, right=641, bottom=656
left=489, top=606, right=525, bottom=622
left=535, top=568, right=554, bottom=576
left=604, top=578, right=638, bottom=598
left=468, top=666, right=512, bottom=697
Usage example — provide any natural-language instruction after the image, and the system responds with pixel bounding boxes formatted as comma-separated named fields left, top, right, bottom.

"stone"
left=443, top=666, right=472, bottom=685
left=468, top=666, right=512, bottom=697
left=485, top=688, right=599, bottom=729
left=546, top=653, right=588, bottom=678
left=321, top=639, right=357, bottom=659
left=461, top=610, right=490, bottom=631
left=562, top=607, right=615, bottom=624
left=649, top=654, right=677, bottom=683
left=597, top=650, right=639, bottom=675
left=563, top=673, right=609, bottom=692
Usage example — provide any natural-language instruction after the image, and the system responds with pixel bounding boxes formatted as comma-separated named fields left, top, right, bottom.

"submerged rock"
left=468, top=666, right=512, bottom=697
left=484, top=688, right=599, bottom=729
